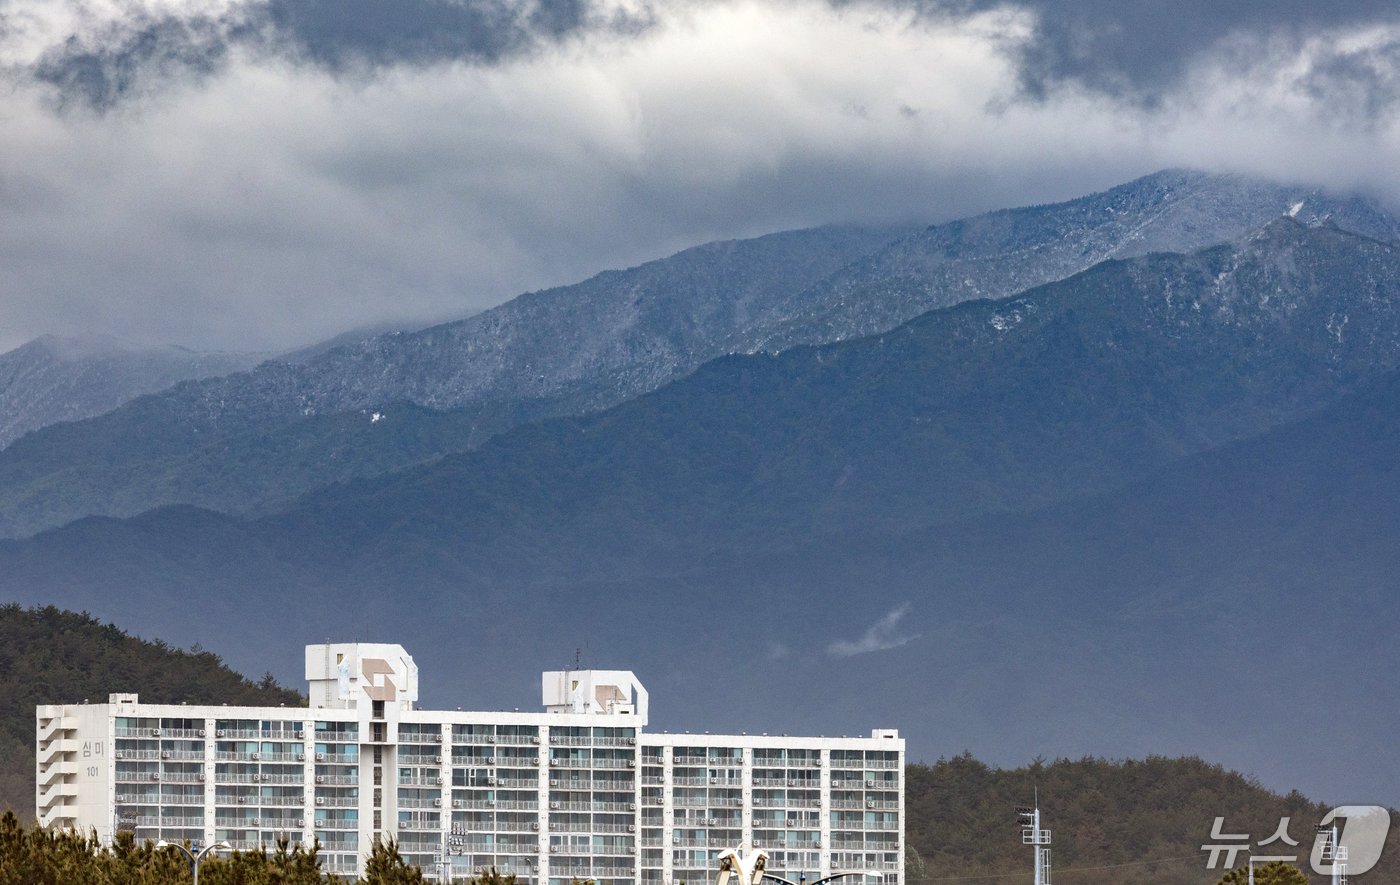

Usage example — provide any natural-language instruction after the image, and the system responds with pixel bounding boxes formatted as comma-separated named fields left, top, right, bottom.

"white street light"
left=156, top=839, right=232, bottom=885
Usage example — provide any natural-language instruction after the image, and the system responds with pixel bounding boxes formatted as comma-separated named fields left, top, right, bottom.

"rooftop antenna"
left=1016, top=794, right=1051, bottom=885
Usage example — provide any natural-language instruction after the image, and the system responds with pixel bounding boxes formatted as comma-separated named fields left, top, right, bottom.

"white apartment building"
left=37, top=643, right=904, bottom=883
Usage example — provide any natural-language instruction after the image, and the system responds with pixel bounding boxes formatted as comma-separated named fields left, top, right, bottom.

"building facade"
left=37, top=643, right=904, bottom=882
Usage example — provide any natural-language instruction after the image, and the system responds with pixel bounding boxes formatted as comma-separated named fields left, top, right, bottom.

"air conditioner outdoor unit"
left=433, top=734, right=444, bottom=742
left=115, top=751, right=125, bottom=760
left=296, top=730, right=305, bottom=739
left=250, top=818, right=261, bottom=827
left=672, top=838, right=680, bottom=845
left=488, top=736, right=497, bottom=743
left=549, top=778, right=559, bottom=787
left=198, top=729, right=207, bottom=737
left=707, top=818, right=718, bottom=826
left=150, top=773, right=160, bottom=781
left=627, top=738, right=637, bottom=745
left=198, top=774, right=206, bottom=782
left=315, top=752, right=326, bottom=761
left=434, top=777, right=444, bottom=785
left=315, top=797, right=324, bottom=806
left=627, top=825, right=636, bottom=832
left=866, top=801, right=875, bottom=809
left=531, top=822, right=540, bottom=831
left=709, top=778, right=717, bottom=785
left=814, top=841, right=822, bottom=849
left=435, top=755, right=443, bottom=764
left=629, top=802, right=637, bottom=810
left=530, top=736, right=540, bottom=744
left=238, top=797, right=249, bottom=804
left=787, top=781, right=796, bottom=787
left=434, top=798, right=442, bottom=807
left=251, top=753, right=260, bottom=761
left=549, top=802, right=560, bottom=810
left=752, top=840, right=761, bottom=848
left=549, top=759, right=558, bottom=766
left=453, top=800, right=463, bottom=808
left=628, top=760, right=636, bottom=768
left=864, top=781, right=875, bottom=788
left=550, top=846, right=561, bottom=853
left=296, top=753, right=305, bottom=761
left=151, top=728, right=161, bottom=737
left=216, top=730, right=226, bottom=738
left=487, top=777, right=497, bottom=786
left=297, top=819, right=305, bottom=828
left=315, top=776, right=325, bottom=784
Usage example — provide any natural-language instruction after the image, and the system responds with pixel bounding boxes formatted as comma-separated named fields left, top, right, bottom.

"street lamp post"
left=156, top=839, right=231, bottom=885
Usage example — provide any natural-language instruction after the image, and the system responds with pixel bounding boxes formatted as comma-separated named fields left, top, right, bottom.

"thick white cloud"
left=1, top=0, right=1398, bottom=352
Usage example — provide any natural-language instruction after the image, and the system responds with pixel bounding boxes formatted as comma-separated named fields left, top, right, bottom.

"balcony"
left=314, top=731, right=358, bottom=743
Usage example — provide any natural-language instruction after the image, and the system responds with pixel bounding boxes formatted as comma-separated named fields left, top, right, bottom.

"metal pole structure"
left=1033, top=806, right=1043, bottom=885
left=1016, top=802, right=1051, bottom=885
left=157, top=839, right=231, bottom=885
left=1332, top=824, right=1343, bottom=885
left=1316, top=822, right=1347, bottom=885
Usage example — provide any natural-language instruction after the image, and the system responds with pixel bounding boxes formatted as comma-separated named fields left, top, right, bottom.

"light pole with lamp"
left=156, top=839, right=231, bottom=885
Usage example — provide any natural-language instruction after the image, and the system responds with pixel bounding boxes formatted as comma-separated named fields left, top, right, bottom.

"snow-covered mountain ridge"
left=0, top=335, right=263, bottom=449
left=0, top=169, right=1394, bottom=538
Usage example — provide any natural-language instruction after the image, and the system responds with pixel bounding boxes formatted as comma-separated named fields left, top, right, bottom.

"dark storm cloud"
left=25, top=0, right=642, bottom=110
left=32, top=12, right=245, bottom=110
left=262, top=0, right=592, bottom=69
left=984, top=0, right=1400, bottom=106
left=20, top=0, right=1400, bottom=112
left=1299, top=37, right=1400, bottom=125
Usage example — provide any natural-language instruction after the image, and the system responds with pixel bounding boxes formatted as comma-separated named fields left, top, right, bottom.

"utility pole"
left=1316, top=823, right=1347, bottom=885
left=1016, top=797, right=1051, bottom=885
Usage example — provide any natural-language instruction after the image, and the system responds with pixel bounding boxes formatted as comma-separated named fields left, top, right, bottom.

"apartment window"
left=372, top=701, right=385, bottom=720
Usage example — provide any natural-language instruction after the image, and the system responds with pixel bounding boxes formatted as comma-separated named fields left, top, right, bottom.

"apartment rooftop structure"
left=37, top=643, right=904, bottom=882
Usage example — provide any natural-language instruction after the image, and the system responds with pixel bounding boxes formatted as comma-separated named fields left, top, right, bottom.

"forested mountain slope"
left=0, top=605, right=302, bottom=817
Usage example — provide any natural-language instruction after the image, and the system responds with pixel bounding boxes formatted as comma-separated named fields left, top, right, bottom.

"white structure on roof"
left=37, top=643, right=904, bottom=883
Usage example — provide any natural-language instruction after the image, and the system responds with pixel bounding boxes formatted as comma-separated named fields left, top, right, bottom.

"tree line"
left=0, top=811, right=541, bottom=885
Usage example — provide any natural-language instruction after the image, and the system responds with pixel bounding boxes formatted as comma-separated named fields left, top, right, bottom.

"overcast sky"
left=2, top=0, right=1399, bottom=353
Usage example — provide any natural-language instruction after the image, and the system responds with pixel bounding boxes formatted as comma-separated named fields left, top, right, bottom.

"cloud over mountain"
left=1, top=0, right=1399, bottom=354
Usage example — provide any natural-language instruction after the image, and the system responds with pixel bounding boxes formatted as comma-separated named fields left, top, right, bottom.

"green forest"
left=905, top=754, right=1399, bottom=883
left=0, top=814, right=520, bottom=884
left=0, top=604, right=302, bottom=815
left=2, top=605, right=1396, bottom=882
